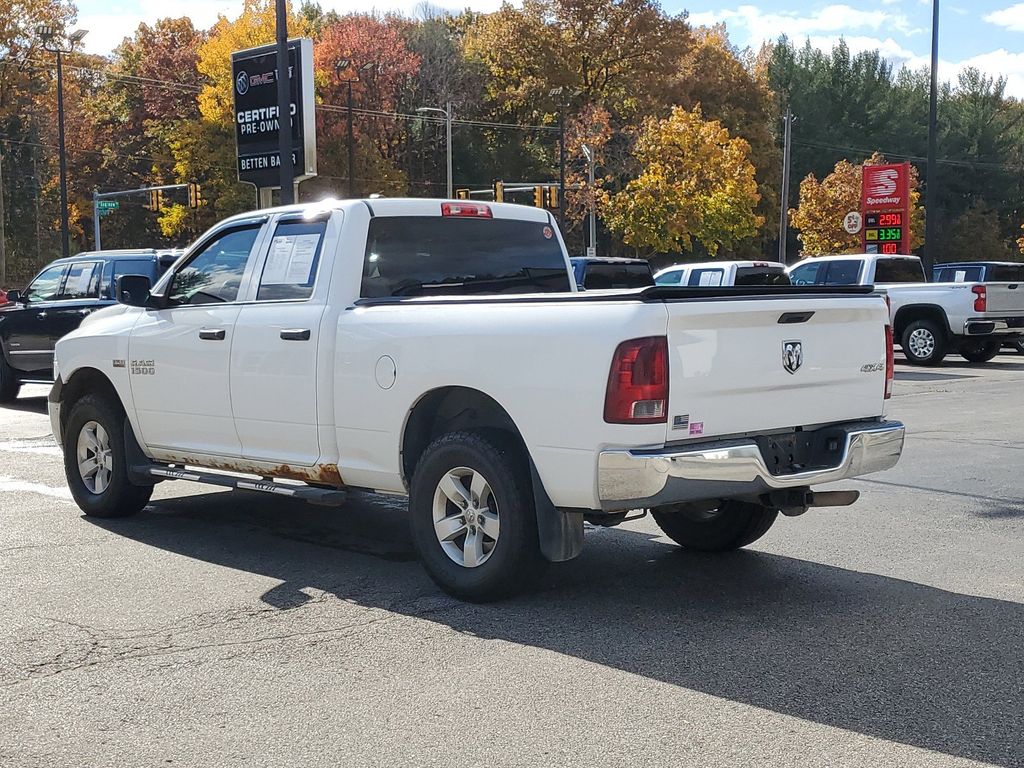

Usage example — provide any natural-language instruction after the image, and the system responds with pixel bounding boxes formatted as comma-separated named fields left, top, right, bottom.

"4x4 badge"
left=783, top=340, right=803, bottom=374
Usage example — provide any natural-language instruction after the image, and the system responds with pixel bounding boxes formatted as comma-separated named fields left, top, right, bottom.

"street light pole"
left=924, top=0, right=940, bottom=272
left=581, top=144, right=596, bottom=257
left=347, top=80, right=355, bottom=197
left=417, top=104, right=453, bottom=198
left=38, top=26, right=87, bottom=258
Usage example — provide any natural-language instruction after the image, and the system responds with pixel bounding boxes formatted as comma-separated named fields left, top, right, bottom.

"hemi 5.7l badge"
left=112, top=359, right=126, bottom=368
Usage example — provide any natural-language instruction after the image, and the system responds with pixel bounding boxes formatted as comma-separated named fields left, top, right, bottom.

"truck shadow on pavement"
left=87, top=489, right=1023, bottom=768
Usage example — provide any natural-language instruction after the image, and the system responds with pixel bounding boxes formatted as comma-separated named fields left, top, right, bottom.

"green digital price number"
left=865, top=227, right=902, bottom=242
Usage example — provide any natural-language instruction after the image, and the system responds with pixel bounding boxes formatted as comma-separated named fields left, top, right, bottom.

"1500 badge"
left=131, top=359, right=155, bottom=375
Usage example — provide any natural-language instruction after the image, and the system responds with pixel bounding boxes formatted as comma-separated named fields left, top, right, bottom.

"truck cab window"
left=168, top=227, right=261, bottom=305
left=256, top=220, right=326, bottom=301
left=789, top=262, right=822, bottom=285
left=58, top=262, right=101, bottom=300
left=24, top=264, right=68, bottom=303
left=824, top=260, right=861, bottom=285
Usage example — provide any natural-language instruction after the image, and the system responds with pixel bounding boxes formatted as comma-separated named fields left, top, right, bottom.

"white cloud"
left=985, top=3, right=1024, bottom=32
left=689, top=4, right=916, bottom=39
left=77, top=0, right=506, bottom=56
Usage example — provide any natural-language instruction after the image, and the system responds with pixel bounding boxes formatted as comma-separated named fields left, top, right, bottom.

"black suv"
left=0, top=249, right=178, bottom=400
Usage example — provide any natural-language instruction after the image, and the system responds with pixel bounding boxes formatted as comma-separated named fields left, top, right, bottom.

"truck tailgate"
left=984, top=283, right=1024, bottom=313
left=662, top=295, right=887, bottom=442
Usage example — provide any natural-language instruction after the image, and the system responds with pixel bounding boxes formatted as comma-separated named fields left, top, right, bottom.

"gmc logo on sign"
left=866, top=168, right=898, bottom=197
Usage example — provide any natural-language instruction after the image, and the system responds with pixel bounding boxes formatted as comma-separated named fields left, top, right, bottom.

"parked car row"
left=787, top=253, right=1024, bottom=364
left=0, top=248, right=181, bottom=400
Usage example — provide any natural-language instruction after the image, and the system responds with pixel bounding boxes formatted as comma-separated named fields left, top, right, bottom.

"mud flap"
left=530, top=460, right=584, bottom=562
left=124, top=420, right=160, bottom=486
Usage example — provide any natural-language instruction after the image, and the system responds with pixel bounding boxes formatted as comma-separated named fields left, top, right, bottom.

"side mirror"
left=5, top=289, right=22, bottom=303
left=116, top=274, right=152, bottom=307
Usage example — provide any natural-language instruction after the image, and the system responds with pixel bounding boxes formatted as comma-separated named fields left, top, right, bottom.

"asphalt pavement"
left=1, top=355, right=1022, bottom=768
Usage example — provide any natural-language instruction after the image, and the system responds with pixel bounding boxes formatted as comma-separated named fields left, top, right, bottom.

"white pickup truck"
left=50, top=199, right=904, bottom=600
left=788, top=253, right=1024, bottom=365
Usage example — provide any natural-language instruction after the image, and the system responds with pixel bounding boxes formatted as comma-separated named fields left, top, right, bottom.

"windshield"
left=582, top=263, right=653, bottom=289
left=735, top=266, right=790, bottom=286
left=874, top=258, right=925, bottom=283
left=361, top=216, right=570, bottom=298
left=990, top=265, right=1024, bottom=281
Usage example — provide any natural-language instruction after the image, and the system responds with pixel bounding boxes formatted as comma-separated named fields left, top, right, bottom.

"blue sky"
left=74, top=0, right=1024, bottom=96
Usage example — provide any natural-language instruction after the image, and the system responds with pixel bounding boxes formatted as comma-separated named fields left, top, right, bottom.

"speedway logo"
left=864, top=166, right=903, bottom=206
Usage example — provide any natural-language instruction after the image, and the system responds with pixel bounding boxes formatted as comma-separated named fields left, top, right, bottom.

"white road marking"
left=0, top=476, right=72, bottom=501
left=0, top=441, right=62, bottom=457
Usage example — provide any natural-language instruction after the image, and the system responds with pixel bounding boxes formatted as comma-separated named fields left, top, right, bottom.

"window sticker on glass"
left=954, top=270, right=967, bottom=282
left=698, top=270, right=723, bottom=286
left=263, top=233, right=321, bottom=285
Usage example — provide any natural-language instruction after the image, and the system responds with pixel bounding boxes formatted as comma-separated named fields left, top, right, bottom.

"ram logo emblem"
left=783, top=340, right=803, bottom=374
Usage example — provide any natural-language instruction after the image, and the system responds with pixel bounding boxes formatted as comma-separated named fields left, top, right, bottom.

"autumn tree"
left=463, top=0, right=691, bottom=120
left=671, top=25, right=780, bottom=254
left=604, top=105, right=762, bottom=255
left=790, top=153, right=923, bottom=256
left=312, top=14, right=420, bottom=195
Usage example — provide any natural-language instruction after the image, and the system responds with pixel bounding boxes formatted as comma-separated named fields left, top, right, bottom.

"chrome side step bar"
left=130, top=464, right=347, bottom=506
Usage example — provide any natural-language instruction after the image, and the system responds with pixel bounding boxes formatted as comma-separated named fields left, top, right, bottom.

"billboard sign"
left=861, top=162, right=910, bottom=254
left=231, top=38, right=316, bottom=188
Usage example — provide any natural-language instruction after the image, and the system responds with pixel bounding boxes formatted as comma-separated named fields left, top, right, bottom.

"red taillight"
left=604, top=336, right=668, bottom=424
left=972, top=285, right=986, bottom=312
left=441, top=202, right=492, bottom=218
left=884, top=324, right=894, bottom=400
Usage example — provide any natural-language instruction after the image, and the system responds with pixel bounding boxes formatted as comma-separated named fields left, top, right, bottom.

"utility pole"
left=0, top=147, right=6, bottom=286
left=778, top=107, right=794, bottom=263
left=445, top=99, right=453, bottom=199
left=416, top=103, right=453, bottom=198
left=274, top=0, right=294, bottom=205
left=39, top=26, right=87, bottom=258
left=923, top=0, right=940, bottom=272
left=558, top=111, right=566, bottom=232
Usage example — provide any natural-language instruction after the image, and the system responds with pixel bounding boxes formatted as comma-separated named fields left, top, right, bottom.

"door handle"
left=199, top=328, right=226, bottom=341
left=280, top=328, right=311, bottom=341
left=37, top=312, right=48, bottom=319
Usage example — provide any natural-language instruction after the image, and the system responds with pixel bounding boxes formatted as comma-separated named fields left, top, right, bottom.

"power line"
left=10, top=56, right=560, bottom=133
left=793, top=138, right=1024, bottom=172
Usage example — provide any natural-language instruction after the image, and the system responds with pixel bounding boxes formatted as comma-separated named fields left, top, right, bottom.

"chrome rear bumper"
left=597, top=420, right=905, bottom=512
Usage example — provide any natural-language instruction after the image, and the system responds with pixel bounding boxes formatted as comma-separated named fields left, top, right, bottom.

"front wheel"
left=409, top=431, right=544, bottom=602
left=960, top=341, right=1002, bottom=364
left=1012, top=337, right=1024, bottom=356
left=63, top=394, right=152, bottom=518
left=0, top=353, right=21, bottom=403
left=652, top=500, right=778, bottom=552
left=901, top=319, right=947, bottom=366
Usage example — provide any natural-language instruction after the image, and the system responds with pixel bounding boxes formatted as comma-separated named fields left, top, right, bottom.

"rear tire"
left=652, top=500, right=778, bottom=552
left=1012, top=338, right=1024, bottom=356
left=409, top=431, right=544, bottom=602
left=901, top=319, right=947, bottom=366
left=63, top=394, right=152, bottom=518
left=960, top=341, right=1001, bottom=364
left=0, top=353, right=21, bottom=403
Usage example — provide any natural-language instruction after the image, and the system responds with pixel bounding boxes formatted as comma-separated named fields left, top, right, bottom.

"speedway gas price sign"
left=861, top=163, right=910, bottom=255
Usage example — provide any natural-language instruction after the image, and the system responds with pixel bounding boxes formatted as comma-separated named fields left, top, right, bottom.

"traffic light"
left=144, top=190, right=162, bottom=211
left=455, top=188, right=470, bottom=200
left=533, top=185, right=546, bottom=208
left=187, top=182, right=203, bottom=209
left=546, top=185, right=559, bottom=210
left=493, top=180, right=504, bottom=203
